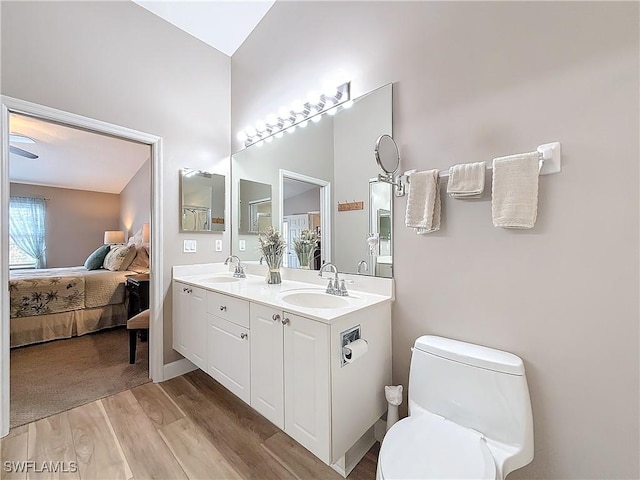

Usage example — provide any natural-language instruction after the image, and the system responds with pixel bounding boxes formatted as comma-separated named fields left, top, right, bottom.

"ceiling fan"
left=9, top=134, right=38, bottom=159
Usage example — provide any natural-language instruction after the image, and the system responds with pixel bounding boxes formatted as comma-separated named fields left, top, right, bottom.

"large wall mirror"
left=231, top=83, right=393, bottom=277
left=180, top=168, right=225, bottom=232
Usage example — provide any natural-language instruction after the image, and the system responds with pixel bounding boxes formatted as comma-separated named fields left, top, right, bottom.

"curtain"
left=9, top=196, right=47, bottom=269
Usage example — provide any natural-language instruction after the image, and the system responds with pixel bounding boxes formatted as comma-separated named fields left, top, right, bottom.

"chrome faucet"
left=224, top=255, right=246, bottom=278
left=356, top=260, right=369, bottom=275
left=318, top=263, right=348, bottom=296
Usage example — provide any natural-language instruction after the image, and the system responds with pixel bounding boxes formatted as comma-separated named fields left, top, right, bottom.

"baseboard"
left=331, top=425, right=377, bottom=478
left=374, top=418, right=386, bottom=443
left=161, top=358, right=197, bottom=381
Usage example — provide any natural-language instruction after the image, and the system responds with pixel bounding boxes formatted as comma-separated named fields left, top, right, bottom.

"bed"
left=8, top=266, right=136, bottom=348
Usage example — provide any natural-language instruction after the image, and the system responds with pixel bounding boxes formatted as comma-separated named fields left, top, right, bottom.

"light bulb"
left=299, top=121, right=309, bottom=128
left=306, top=90, right=320, bottom=105
left=311, top=115, right=322, bottom=123
left=245, top=125, right=257, bottom=137
left=256, top=120, right=266, bottom=132
left=278, top=106, right=289, bottom=118
left=265, top=136, right=273, bottom=143
left=287, top=125, right=297, bottom=133
left=237, top=131, right=247, bottom=142
left=343, top=100, right=354, bottom=109
left=291, top=100, right=304, bottom=113
left=322, top=82, right=338, bottom=98
left=275, top=132, right=284, bottom=139
left=266, top=114, right=278, bottom=126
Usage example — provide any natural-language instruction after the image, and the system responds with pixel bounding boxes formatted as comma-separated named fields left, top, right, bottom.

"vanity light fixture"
left=237, top=82, right=351, bottom=148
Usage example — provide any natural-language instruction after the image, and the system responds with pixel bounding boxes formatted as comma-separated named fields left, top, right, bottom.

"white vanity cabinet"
left=172, top=281, right=207, bottom=370
left=250, top=304, right=331, bottom=463
left=206, top=292, right=251, bottom=404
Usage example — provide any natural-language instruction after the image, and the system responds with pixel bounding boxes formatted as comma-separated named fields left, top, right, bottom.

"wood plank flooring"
left=1, top=370, right=379, bottom=480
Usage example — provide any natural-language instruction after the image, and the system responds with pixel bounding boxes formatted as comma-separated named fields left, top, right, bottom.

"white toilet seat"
left=377, top=413, right=497, bottom=480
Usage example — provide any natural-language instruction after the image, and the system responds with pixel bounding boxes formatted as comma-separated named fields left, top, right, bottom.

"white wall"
left=231, top=2, right=639, bottom=478
left=1, top=1, right=231, bottom=363
left=120, top=158, right=151, bottom=239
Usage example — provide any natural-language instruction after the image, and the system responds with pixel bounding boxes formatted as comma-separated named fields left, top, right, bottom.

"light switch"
left=239, top=240, right=246, bottom=251
left=183, top=240, right=197, bottom=253
left=215, top=240, right=223, bottom=252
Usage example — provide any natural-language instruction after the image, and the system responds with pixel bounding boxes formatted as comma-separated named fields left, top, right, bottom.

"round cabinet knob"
left=240, top=333, right=248, bottom=339
left=183, top=287, right=188, bottom=293
left=187, top=289, right=193, bottom=294
left=272, top=314, right=281, bottom=322
left=281, top=317, right=290, bottom=326
left=220, top=305, right=227, bottom=311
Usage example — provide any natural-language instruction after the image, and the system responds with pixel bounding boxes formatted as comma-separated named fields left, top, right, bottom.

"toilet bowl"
left=377, top=336, right=533, bottom=480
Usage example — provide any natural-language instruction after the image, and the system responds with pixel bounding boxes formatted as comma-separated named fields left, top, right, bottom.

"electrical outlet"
left=239, top=240, right=246, bottom=251
left=183, top=240, right=197, bottom=253
left=215, top=240, right=223, bottom=252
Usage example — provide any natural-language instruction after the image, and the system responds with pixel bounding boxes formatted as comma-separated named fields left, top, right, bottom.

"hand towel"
left=491, top=152, right=539, bottom=229
left=447, top=161, right=486, bottom=197
left=405, top=169, right=441, bottom=234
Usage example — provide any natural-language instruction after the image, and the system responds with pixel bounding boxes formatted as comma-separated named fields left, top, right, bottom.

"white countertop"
left=173, top=270, right=393, bottom=323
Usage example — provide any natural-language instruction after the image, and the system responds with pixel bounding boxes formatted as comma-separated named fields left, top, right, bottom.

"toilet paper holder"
left=341, top=325, right=366, bottom=367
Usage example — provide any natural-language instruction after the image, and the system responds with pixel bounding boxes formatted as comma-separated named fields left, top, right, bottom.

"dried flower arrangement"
left=292, top=229, right=318, bottom=269
left=258, top=226, right=286, bottom=284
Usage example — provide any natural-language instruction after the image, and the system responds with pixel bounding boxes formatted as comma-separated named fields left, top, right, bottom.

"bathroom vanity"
left=172, top=264, right=393, bottom=476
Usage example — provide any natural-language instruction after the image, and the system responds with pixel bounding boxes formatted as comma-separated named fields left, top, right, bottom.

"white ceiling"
left=9, top=114, right=150, bottom=194
left=132, top=0, right=275, bottom=57
left=283, top=178, right=320, bottom=200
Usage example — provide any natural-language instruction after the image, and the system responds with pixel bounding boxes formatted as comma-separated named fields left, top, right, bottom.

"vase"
left=264, top=255, right=282, bottom=284
left=297, top=244, right=312, bottom=269
left=267, top=268, right=281, bottom=284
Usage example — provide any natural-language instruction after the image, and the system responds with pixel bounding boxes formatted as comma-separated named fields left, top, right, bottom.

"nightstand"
left=126, top=273, right=150, bottom=364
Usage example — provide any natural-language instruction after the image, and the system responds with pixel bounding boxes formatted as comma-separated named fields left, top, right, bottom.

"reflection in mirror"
left=238, top=179, right=272, bottom=234
left=283, top=177, right=322, bottom=270
left=180, top=169, right=225, bottom=232
left=369, top=180, right=393, bottom=278
left=232, top=83, right=393, bottom=276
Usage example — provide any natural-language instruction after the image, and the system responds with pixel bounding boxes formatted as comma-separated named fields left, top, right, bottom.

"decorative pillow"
left=128, top=245, right=150, bottom=273
left=84, top=245, right=110, bottom=271
left=127, top=227, right=144, bottom=247
left=103, top=244, right=137, bottom=271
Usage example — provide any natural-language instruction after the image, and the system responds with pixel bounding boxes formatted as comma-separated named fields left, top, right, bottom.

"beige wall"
left=9, top=183, right=120, bottom=268
left=232, top=2, right=639, bottom=478
left=120, top=158, right=151, bottom=240
left=1, top=1, right=231, bottom=364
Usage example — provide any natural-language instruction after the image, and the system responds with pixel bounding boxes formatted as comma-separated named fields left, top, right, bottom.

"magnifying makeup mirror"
left=374, top=134, right=400, bottom=175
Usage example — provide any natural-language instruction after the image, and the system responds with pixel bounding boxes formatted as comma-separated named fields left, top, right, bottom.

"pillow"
left=103, top=244, right=137, bottom=271
left=84, top=245, right=110, bottom=270
left=128, top=245, right=150, bottom=273
left=127, top=227, right=144, bottom=247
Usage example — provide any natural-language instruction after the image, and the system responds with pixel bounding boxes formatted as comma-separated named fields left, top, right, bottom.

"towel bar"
left=402, top=141, right=561, bottom=183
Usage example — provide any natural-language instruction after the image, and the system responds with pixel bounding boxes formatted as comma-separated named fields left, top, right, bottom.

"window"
left=9, top=196, right=47, bottom=269
left=9, top=236, right=36, bottom=269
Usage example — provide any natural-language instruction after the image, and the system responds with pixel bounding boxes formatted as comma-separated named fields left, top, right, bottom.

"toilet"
left=377, top=335, right=534, bottom=480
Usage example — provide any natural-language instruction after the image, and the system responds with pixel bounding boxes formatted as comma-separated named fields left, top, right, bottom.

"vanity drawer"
left=207, top=291, right=249, bottom=328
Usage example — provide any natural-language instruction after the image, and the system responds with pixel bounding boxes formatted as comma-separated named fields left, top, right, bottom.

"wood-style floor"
left=1, top=369, right=379, bottom=480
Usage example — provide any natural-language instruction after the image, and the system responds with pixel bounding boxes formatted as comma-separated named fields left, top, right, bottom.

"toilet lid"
left=379, top=413, right=497, bottom=480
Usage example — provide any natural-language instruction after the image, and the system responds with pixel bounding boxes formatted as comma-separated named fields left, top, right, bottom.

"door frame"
left=1, top=96, right=164, bottom=437
left=279, top=169, right=331, bottom=265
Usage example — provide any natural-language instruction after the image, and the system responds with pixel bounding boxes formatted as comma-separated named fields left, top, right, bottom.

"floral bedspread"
left=9, top=275, right=85, bottom=318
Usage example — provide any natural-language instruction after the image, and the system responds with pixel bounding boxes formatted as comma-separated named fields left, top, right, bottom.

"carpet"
left=10, top=327, right=150, bottom=428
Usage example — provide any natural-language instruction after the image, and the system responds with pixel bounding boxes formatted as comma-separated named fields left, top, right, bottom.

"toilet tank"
left=409, top=336, right=533, bottom=463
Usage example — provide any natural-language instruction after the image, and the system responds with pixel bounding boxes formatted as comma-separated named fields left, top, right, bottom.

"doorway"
left=1, top=96, right=164, bottom=437
left=279, top=170, right=331, bottom=268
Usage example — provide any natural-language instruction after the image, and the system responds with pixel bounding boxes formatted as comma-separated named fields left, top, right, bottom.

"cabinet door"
left=250, top=303, right=284, bottom=429
left=208, top=314, right=251, bottom=404
left=283, top=313, right=331, bottom=463
left=189, top=286, right=207, bottom=370
left=173, top=282, right=190, bottom=357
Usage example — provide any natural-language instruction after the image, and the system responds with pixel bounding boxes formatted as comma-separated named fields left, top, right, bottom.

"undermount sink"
left=278, top=290, right=353, bottom=309
left=200, top=276, right=240, bottom=283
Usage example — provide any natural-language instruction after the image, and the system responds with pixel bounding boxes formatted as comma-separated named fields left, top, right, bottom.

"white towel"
left=447, top=161, right=486, bottom=197
left=491, top=152, right=539, bottom=229
left=405, top=170, right=441, bottom=234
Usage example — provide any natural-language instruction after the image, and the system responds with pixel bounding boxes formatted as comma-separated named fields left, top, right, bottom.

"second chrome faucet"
left=318, top=263, right=348, bottom=296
